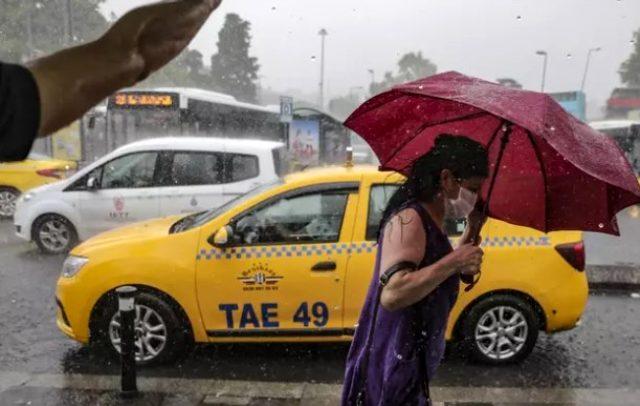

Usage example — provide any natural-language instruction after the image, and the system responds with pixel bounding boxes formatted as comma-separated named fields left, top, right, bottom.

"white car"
left=14, top=137, right=286, bottom=254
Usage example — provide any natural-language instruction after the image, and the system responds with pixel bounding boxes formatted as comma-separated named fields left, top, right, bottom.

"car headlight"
left=61, top=256, right=89, bottom=278
left=21, top=192, right=35, bottom=202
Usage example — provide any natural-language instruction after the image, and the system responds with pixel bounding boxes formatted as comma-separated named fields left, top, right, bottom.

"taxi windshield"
left=173, top=180, right=284, bottom=232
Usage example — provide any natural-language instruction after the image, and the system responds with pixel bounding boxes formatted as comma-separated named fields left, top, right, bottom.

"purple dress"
left=342, top=201, right=459, bottom=406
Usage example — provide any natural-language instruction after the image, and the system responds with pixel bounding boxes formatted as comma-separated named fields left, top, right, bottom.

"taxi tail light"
left=36, top=168, right=63, bottom=179
left=555, top=241, right=585, bottom=272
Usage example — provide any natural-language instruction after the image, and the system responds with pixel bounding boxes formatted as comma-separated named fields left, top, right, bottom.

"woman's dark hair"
left=379, top=134, right=488, bottom=234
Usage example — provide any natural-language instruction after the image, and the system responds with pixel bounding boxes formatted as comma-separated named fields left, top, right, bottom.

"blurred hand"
left=29, top=0, right=223, bottom=136
left=445, top=243, right=484, bottom=276
left=104, top=0, right=223, bottom=80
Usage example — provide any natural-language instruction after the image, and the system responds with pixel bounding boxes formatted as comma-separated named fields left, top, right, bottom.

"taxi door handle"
left=311, top=261, right=337, bottom=272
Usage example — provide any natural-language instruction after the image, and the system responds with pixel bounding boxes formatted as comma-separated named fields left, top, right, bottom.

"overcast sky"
left=103, top=0, right=640, bottom=115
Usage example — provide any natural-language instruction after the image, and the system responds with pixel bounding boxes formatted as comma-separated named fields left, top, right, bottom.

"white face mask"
left=445, top=187, right=478, bottom=219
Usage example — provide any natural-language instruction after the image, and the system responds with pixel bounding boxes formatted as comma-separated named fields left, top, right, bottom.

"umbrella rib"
left=525, top=130, right=549, bottom=233
left=385, top=111, right=489, bottom=168
left=486, top=121, right=506, bottom=152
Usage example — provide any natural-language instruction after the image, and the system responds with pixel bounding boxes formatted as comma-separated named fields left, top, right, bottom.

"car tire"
left=0, top=187, right=20, bottom=219
left=33, top=214, right=78, bottom=255
left=95, top=291, right=189, bottom=367
left=461, top=294, right=539, bottom=365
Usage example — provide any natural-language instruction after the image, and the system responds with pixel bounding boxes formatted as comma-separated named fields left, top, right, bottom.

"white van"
left=14, top=137, right=286, bottom=254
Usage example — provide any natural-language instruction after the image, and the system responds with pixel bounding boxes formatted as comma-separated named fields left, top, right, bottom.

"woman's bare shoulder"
left=381, top=207, right=426, bottom=264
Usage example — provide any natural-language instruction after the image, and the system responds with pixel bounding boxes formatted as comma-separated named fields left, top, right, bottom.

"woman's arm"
left=27, top=0, right=222, bottom=136
left=380, top=208, right=484, bottom=312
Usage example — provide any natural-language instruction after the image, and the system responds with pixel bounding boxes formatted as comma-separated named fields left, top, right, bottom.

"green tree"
left=210, top=13, right=260, bottom=102
left=141, top=49, right=214, bottom=89
left=619, top=30, right=640, bottom=87
left=0, top=0, right=108, bottom=63
left=370, top=52, right=437, bottom=95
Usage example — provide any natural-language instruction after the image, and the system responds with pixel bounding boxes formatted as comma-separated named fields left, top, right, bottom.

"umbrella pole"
left=463, top=121, right=513, bottom=291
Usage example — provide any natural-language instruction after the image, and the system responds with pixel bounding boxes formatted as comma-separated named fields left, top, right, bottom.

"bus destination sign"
left=111, top=93, right=177, bottom=108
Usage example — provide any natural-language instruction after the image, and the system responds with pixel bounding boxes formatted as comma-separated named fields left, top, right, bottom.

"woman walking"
left=342, top=134, right=489, bottom=405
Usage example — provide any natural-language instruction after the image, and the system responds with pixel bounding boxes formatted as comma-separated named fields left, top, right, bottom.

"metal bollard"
left=116, top=286, right=139, bottom=399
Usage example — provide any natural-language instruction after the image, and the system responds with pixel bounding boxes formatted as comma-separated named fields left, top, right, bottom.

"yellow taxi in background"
left=0, top=153, right=76, bottom=218
left=56, top=166, right=588, bottom=365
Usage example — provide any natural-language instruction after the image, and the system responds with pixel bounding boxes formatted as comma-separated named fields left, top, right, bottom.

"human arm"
left=27, top=0, right=222, bottom=137
left=379, top=208, right=484, bottom=312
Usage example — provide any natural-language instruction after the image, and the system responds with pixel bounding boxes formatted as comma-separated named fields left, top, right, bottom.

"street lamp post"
left=581, top=47, right=601, bottom=92
left=318, top=28, right=328, bottom=109
left=535, top=50, right=548, bottom=92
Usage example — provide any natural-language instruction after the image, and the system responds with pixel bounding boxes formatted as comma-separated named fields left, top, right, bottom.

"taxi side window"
left=366, top=185, right=399, bottom=240
left=101, top=152, right=158, bottom=189
left=232, top=191, right=349, bottom=245
left=366, top=184, right=465, bottom=239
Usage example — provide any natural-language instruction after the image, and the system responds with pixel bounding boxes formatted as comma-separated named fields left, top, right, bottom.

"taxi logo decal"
left=238, top=263, right=283, bottom=291
left=196, top=242, right=377, bottom=261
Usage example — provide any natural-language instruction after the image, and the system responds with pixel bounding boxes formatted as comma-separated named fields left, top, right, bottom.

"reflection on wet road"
left=1, top=220, right=639, bottom=391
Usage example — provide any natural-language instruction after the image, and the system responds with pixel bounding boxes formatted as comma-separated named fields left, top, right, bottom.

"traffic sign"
left=280, top=96, right=293, bottom=123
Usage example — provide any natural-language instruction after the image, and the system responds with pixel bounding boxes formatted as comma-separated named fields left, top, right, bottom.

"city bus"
left=92, top=88, right=282, bottom=161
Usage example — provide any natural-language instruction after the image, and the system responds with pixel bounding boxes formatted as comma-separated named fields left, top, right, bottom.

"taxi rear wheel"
left=33, top=214, right=78, bottom=255
left=0, top=187, right=20, bottom=218
left=461, top=294, right=539, bottom=365
left=95, top=292, right=188, bottom=366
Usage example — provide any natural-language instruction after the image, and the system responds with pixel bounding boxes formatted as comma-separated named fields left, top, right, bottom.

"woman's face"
left=440, top=169, right=485, bottom=200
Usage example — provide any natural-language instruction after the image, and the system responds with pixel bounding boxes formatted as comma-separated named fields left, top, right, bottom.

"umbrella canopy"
left=345, top=71, right=640, bottom=235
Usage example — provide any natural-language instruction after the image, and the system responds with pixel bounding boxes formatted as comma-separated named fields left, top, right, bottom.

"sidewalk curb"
left=3, top=371, right=640, bottom=404
left=586, top=265, right=640, bottom=290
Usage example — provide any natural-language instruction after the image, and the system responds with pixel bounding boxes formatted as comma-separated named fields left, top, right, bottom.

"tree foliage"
left=142, top=49, right=214, bottom=89
left=210, top=13, right=260, bottom=102
left=0, top=0, right=108, bottom=63
left=619, top=30, right=640, bottom=87
left=370, top=52, right=437, bottom=95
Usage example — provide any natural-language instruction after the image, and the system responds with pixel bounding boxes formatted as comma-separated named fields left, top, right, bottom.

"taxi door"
left=195, top=182, right=359, bottom=340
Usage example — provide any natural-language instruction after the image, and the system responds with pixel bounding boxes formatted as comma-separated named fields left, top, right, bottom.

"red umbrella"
left=345, top=71, right=640, bottom=236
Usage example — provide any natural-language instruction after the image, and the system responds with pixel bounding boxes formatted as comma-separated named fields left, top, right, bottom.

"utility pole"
left=318, top=28, right=328, bottom=109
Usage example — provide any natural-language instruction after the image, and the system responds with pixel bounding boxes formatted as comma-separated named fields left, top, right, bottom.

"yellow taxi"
left=56, top=166, right=588, bottom=365
left=0, top=153, right=76, bottom=218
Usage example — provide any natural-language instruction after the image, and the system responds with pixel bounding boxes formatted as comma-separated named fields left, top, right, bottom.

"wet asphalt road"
left=1, top=220, right=639, bottom=391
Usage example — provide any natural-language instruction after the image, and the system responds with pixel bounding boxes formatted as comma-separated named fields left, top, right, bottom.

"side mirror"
left=208, top=225, right=233, bottom=248
left=86, top=177, right=99, bottom=190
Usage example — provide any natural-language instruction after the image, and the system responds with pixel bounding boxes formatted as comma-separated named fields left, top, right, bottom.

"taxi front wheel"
left=95, top=292, right=189, bottom=366
left=461, top=294, right=539, bottom=365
